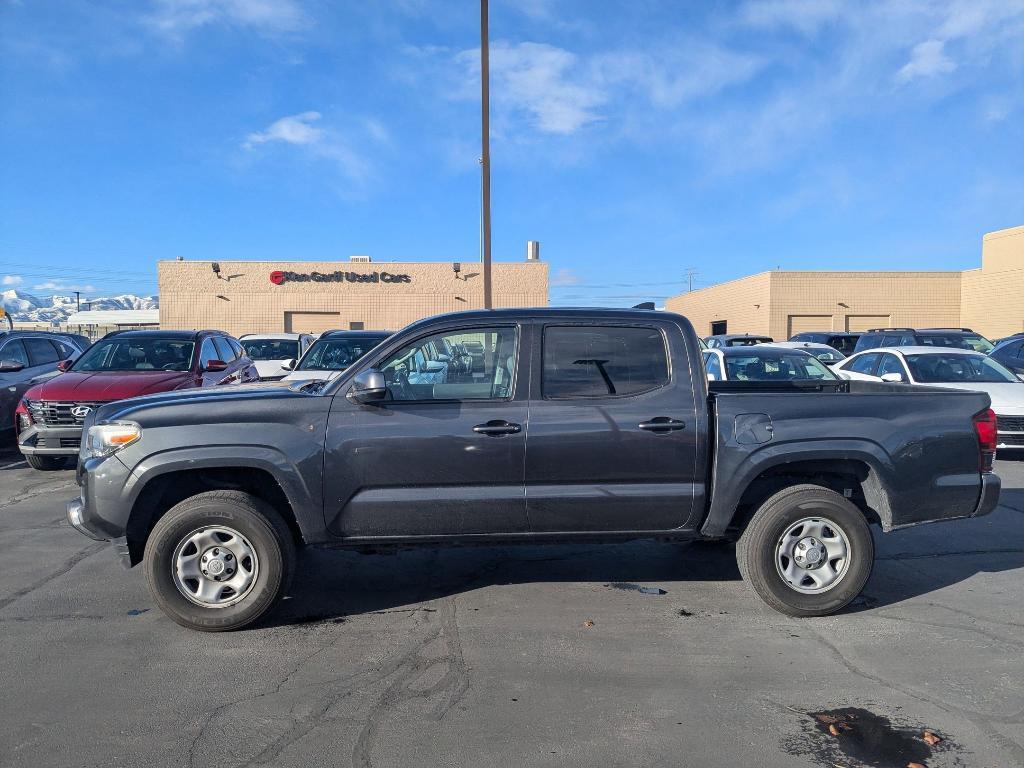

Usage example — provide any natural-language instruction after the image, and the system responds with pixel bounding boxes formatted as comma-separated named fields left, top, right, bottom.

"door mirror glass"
left=281, top=358, right=296, bottom=371
left=0, top=359, right=25, bottom=372
left=56, top=358, right=73, bottom=372
left=204, top=359, right=228, bottom=372
left=348, top=368, right=388, bottom=404
left=880, top=372, right=904, bottom=383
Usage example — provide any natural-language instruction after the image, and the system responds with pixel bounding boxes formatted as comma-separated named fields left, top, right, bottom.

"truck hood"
left=27, top=370, right=193, bottom=402
left=90, top=380, right=318, bottom=421
left=929, top=382, right=1024, bottom=414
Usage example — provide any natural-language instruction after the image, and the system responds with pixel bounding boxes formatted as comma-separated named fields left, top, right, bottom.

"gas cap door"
left=734, top=413, right=774, bottom=445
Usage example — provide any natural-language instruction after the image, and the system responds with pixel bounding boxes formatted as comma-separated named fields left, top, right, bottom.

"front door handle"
left=638, top=417, right=686, bottom=433
left=472, top=420, right=522, bottom=436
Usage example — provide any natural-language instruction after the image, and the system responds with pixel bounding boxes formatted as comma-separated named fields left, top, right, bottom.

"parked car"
left=703, top=346, right=840, bottom=383
left=67, top=308, right=1000, bottom=631
left=16, top=329, right=257, bottom=470
left=834, top=346, right=1024, bottom=449
left=852, top=327, right=994, bottom=354
left=0, top=331, right=89, bottom=441
left=989, top=334, right=1024, bottom=377
left=704, top=333, right=774, bottom=348
left=281, top=330, right=390, bottom=385
left=788, top=332, right=860, bottom=356
left=759, top=341, right=846, bottom=365
left=238, top=333, right=314, bottom=381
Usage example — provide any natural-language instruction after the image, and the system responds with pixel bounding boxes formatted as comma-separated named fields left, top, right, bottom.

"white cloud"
left=550, top=268, right=581, bottom=286
left=896, top=39, right=956, bottom=83
left=242, top=111, right=389, bottom=186
left=33, top=281, right=97, bottom=292
left=739, top=0, right=845, bottom=36
left=243, top=111, right=324, bottom=149
left=147, top=0, right=307, bottom=39
left=2, top=275, right=23, bottom=286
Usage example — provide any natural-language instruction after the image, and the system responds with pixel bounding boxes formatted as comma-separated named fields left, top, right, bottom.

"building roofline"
left=983, top=224, right=1024, bottom=241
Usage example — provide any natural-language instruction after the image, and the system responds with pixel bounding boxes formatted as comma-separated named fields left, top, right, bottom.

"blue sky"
left=1, top=0, right=1022, bottom=304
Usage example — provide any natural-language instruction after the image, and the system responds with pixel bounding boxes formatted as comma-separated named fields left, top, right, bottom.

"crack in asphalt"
left=877, top=547, right=1024, bottom=561
left=0, top=541, right=106, bottom=612
left=805, top=627, right=1024, bottom=764
left=0, top=477, right=76, bottom=516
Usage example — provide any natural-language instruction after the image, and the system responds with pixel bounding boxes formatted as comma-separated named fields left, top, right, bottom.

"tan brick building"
left=667, top=225, right=1024, bottom=341
left=158, top=257, right=549, bottom=336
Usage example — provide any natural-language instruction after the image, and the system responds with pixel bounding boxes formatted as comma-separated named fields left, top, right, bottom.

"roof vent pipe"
left=526, top=240, right=540, bottom=261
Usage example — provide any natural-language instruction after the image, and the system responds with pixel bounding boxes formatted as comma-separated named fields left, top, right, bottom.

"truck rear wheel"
left=736, top=485, right=873, bottom=617
left=143, top=491, right=295, bottom=632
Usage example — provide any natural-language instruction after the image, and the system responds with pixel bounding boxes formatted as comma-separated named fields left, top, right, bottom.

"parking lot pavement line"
left=0, top=460, right=27, bottom=469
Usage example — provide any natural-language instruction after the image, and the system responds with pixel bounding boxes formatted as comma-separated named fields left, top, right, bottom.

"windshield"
left=726, top=337, right=771, bottom=347
left=904, top=353, right=1018, bottom=383
left=807, top=347, right=845, bottom=363
left=241, top=339, right=299, bottom=361
left=724, top=352, right=837, bottom=381
left=918, top=333, right=994, bottom=353
left=72, top=338, right=195, bottom=372
left=296, top=336, right=388, bottom=371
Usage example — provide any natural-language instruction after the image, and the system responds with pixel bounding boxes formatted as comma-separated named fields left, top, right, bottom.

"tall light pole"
left=480, top=0, right=493, bottom=309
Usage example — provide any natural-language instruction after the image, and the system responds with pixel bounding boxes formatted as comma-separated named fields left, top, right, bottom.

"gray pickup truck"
left=67, top=308, right=1001, bottom=631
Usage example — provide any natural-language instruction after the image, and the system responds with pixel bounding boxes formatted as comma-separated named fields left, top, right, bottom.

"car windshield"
left=241, top=339, right=299, bottom=361
left=904, top=353, right=1018, bottom=383
left=919, top=333, right=994, bottom=353
left=296, top=336, right=388, bottom=371
left=727, top=337, right=770, bottom=346
left=724, top=352, right=837, bottom=381
left=72, top=338, right=195, bottom=372
left=807, top=347, right=845, bottom=363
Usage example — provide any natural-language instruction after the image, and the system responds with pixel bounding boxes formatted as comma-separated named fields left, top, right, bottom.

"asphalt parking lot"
left=0, top=449, right=1021, bottom=768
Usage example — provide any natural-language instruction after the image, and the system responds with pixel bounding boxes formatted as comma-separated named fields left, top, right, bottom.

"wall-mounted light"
left=453, top=262, right=463, bottom=280
left=211, top=262, right=222, bottom=279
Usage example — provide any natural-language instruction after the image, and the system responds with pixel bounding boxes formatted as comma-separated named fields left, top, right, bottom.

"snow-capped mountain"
left=1, top=290, right=158, bottom=323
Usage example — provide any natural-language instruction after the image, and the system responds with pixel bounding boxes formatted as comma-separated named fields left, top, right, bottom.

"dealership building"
left=666, top=225, right=1024, bottom=341
left=158, top=252, right=548, bottom=336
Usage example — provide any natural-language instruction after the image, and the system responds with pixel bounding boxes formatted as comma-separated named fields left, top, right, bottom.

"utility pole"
left=685, top=268, right=698, bottom=292
left=74, top=291, right=81, bottom=312
left=480, top=0, right=492, bottom=309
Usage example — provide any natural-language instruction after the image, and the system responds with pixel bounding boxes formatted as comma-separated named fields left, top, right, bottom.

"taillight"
left=973, top=408, right=997, bottom=472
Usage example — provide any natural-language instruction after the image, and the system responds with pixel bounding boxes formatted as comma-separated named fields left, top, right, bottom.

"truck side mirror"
left=347, top=368, right=387, bottom=404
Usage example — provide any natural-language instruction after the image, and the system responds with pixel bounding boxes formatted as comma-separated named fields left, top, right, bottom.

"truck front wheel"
left=736, top=485, right=873, bottom=617
left=143, top=491, right=296, bottom=632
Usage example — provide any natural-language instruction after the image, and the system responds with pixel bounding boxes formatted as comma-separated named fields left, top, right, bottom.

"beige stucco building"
left=158, top=257, right=548, bottom=336
left=666, top=225, right=1024, bottom=341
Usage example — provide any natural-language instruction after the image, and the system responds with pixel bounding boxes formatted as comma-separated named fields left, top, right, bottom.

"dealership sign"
left=269, top=270, right=411, bottom=285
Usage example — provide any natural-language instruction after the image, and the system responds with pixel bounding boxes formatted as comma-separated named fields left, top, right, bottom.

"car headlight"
left=84, top=421, right=142, bottom=458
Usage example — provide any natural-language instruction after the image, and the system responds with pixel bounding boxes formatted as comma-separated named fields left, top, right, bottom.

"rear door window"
left=543, top=326, right=669, bottom=399
left=847, top=353, right=881, bottom=376
left=24, top=338, right=60, bottom=366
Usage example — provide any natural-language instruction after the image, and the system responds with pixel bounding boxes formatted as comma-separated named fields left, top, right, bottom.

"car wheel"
left=24, top=454, right=68, bottom=471
left=144, top=490, right=296, bottom=632
left=736, top=484, right=873, bottom=617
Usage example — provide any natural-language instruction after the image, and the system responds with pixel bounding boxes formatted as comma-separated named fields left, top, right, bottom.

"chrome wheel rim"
left=172, top=526, right=259, bottom=607
left=775, top=516, right=851, bottom=594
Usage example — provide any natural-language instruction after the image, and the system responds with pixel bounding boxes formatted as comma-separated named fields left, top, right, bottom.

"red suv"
left=15, top=329, right=257, bottom=470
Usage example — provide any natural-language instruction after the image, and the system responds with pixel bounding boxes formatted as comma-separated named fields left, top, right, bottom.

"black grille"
left=996, top=415, right=1024, bottom=432
left=60, top=438, right=81, bottom=449
left=27, top=401, right=99, bottom=426
left=999, top=433, right=1024, bottom=447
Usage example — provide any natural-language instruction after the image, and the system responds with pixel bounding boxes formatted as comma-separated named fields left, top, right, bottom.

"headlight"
left=84, top=422, right=142, bottom=458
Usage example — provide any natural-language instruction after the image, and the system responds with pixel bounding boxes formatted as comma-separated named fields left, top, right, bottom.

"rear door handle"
left=638, top=417, right=686, bottom=432
left=472, top=420, right=522, bottom=436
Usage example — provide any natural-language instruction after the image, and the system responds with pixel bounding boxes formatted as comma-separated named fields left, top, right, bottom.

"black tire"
left=736, top=484, right=874, bottom=617
left=24, top=454, right=68, bottom=471
left=144, top=490, right=296, bottom=632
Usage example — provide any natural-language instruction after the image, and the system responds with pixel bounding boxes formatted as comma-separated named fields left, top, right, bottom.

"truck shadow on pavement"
left=267, top=489, right=1024, bottom=627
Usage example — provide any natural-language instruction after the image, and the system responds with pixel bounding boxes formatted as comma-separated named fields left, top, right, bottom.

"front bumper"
left=66, top=454, right=136, bottom=565
left=18, top=424, right=83, bottom=456
left=972, top=472, right=1001, bottom=519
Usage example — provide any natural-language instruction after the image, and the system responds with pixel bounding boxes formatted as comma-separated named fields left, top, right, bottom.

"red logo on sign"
left=269, top=271, right=285, bottom=285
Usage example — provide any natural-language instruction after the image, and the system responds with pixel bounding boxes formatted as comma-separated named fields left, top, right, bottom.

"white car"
left=282, top=330, right=391, bottom=385
left=834, top=346, right=1024, bottom=449
left=758, top=341, right=846, bottom=366
left=238, top=334, right=315, bottom=381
